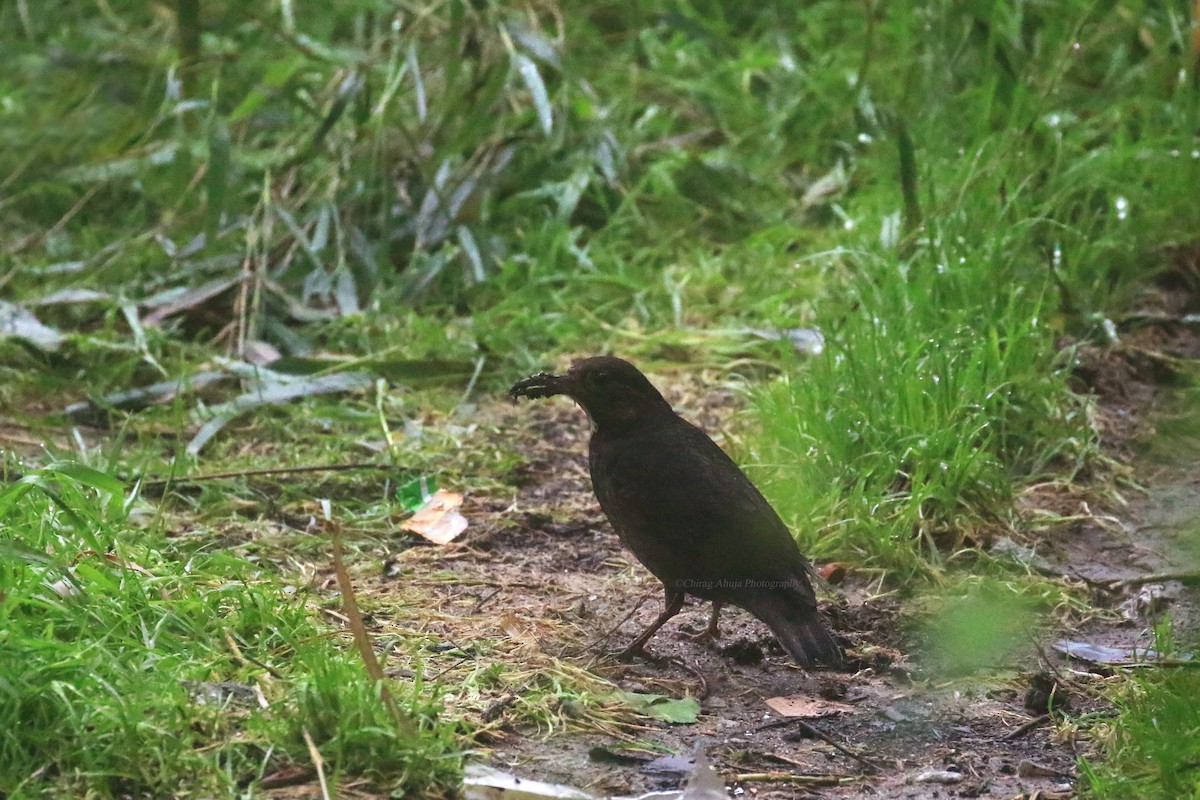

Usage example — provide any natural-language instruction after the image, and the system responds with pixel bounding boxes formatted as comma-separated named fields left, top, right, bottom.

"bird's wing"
left=590, top=416, right=815, bottom=596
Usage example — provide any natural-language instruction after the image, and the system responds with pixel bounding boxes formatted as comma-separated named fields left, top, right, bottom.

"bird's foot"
left=681, top=602, right=722, bottom=646
left=615, top=643, right=671, bottom=664
left=615, top=643, right=651, bottom=663
left=682, top=625, right=720, bottom=645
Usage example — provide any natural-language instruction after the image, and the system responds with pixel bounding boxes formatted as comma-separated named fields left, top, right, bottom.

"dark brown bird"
left=510, top=355, right=840, bottom=667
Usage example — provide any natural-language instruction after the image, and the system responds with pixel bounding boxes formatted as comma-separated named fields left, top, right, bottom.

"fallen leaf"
left=743, top=325, right=825, bottom=356
left=242, top=340, right=282, bottom=365
left=818, top=562, right=849, bottom=583
left=29, top=288, right=113, bottom=306
left=463, top=764, right=597, bottom=800
left=801, top=161, right=848, bottom=208
left=48, top=577, right=81, bottom=598
left=1052, top=639, right=1169, bottom=665
left=0, top=300, right=65, bottom=351
left=765, top=694, right=856, bottom=718
left=141, top=275, right=244, bottom=327
left=65, top=370, right=230, bottom=422
left=401, top=489, right=468, bottom=544
left=186, top=369, right=373, bottom=455
left=618, top=691, right=701, bottom=724
left=498, top=612, right=540, bottom=651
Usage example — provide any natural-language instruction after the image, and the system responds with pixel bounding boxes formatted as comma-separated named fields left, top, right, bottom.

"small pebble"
left=916, top=770, right=963, bottom=784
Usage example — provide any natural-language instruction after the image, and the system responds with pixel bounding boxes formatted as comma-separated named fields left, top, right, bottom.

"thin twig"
left=471, top=586, right=503, bottom=614
left=10, top=183, right=103, bottom=254
left=330, top=521, right=416, bottom=736
left=732, top=771, right=855, bottom=786
left=225, top=631, right=286, bottom=679
left=1002, top=713, right=1051, bottom=741
left=796, top=720, right=885, bottom=773
left=300, top=727, right=331, bottom=800
left=578, top=592, right=654, bottom=655
left=664, top=655, right=710, bottom=700
left=1109, top=571, right=1200, bottom=589
left=140, top=461, right=392, bottom=488
left=757, top=718, right=884, bottom=773
left=458, top=354, right=487, bottom=408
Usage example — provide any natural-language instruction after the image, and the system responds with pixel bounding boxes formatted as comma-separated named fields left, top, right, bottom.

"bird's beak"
left=508, top=370, right=576, bottom=402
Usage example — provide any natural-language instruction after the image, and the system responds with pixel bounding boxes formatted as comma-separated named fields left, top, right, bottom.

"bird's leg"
left=617, top=588, right=685, bottom=662
left=684, top=601, right=722, bottom=644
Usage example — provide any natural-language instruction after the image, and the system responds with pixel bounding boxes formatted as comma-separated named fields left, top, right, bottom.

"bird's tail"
left=743, top=592, right=842, bottom=668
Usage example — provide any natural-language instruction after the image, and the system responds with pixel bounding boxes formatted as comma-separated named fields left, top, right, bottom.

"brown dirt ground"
left=9, top=272, right=1197, bottom=800
left=395, top=275, right=1200, bottom=800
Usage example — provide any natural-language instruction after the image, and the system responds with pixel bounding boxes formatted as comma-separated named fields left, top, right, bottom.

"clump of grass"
left=748, top=1, right=1200, bottom=572
left=0, top=462, right=462, bottom=797
left=752, top=244, right=1070, bottom=571
left=1080, top=621, right=1200, bottom=799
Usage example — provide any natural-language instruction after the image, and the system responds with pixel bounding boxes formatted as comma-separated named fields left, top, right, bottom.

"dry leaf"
left=101, top=551, right=156, bottom=577
left=401, top=489, right=469, bottom=544
left=0, top=300, right=65, bottom=351
left=818, top=562, right=849, bottom=583
left=76, top=548, right=156, bottom=577
left=1053, top=639, right=1168, bottom=665
left=499, top=612, right=540, bottom=651
left=765, top=694, right=856, bottom=718
left=463, top=764, right=596, bottom=800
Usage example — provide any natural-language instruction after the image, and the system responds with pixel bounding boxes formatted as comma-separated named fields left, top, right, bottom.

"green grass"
left=3, top=0, right=1200, bottom=795
left=1081, top=670, right=1200, bottom=799
left=1081, top=384, right=1200, bottom=799
left=0, top=462, right=462, bottom=797
left=744, top=1, right=1200, bottom=572
left=1080, top=620, right=1200, bottom=799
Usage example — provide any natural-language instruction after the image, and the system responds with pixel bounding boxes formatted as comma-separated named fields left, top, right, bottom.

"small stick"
left=579, top=593, right=653, bottom=654
left=471, top=587, right=503, bottom=614
left=300, top=727, right=331, bottom=800
left=1002, top=713, right=1051, bottom=741
left=757, top=718, right=884, bottom=773
left=331, top=521, right=416, bottom=736
left=140, top=461, right=392, bottom=488
left=1108, top=571, right=1200, bottom=589
left=732, top=772, right=855, bottom=786
left=794, top=720, right=885, bottom=773
left=225, top=631, right=285, bottom=679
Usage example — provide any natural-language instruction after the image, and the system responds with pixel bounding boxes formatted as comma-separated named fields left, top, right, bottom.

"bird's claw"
left=616, top=645, right=649, bottom=663
left=682, top=626, right=720, bottom=645
left=615, top=644, right=670, bottom=664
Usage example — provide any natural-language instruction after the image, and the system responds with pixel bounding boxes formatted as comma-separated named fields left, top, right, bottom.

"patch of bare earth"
left=144, top=263, right=1187, bottom=799
left=356, top=272, right=1200, bottom=799
left=411, top=385, right=1081, bottom=800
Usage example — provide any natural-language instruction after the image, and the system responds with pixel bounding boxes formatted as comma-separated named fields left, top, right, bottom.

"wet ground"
left=435, top=285, right=1200, bottom=800
left=5, top=266, right=1198, bottom=799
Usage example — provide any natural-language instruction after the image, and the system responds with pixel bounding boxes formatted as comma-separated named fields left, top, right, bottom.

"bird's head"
left=509, top=356, right=673, bottom=431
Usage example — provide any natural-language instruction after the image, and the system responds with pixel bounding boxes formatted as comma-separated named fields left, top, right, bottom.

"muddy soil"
left=436, top=302, right=1200, bottom=799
